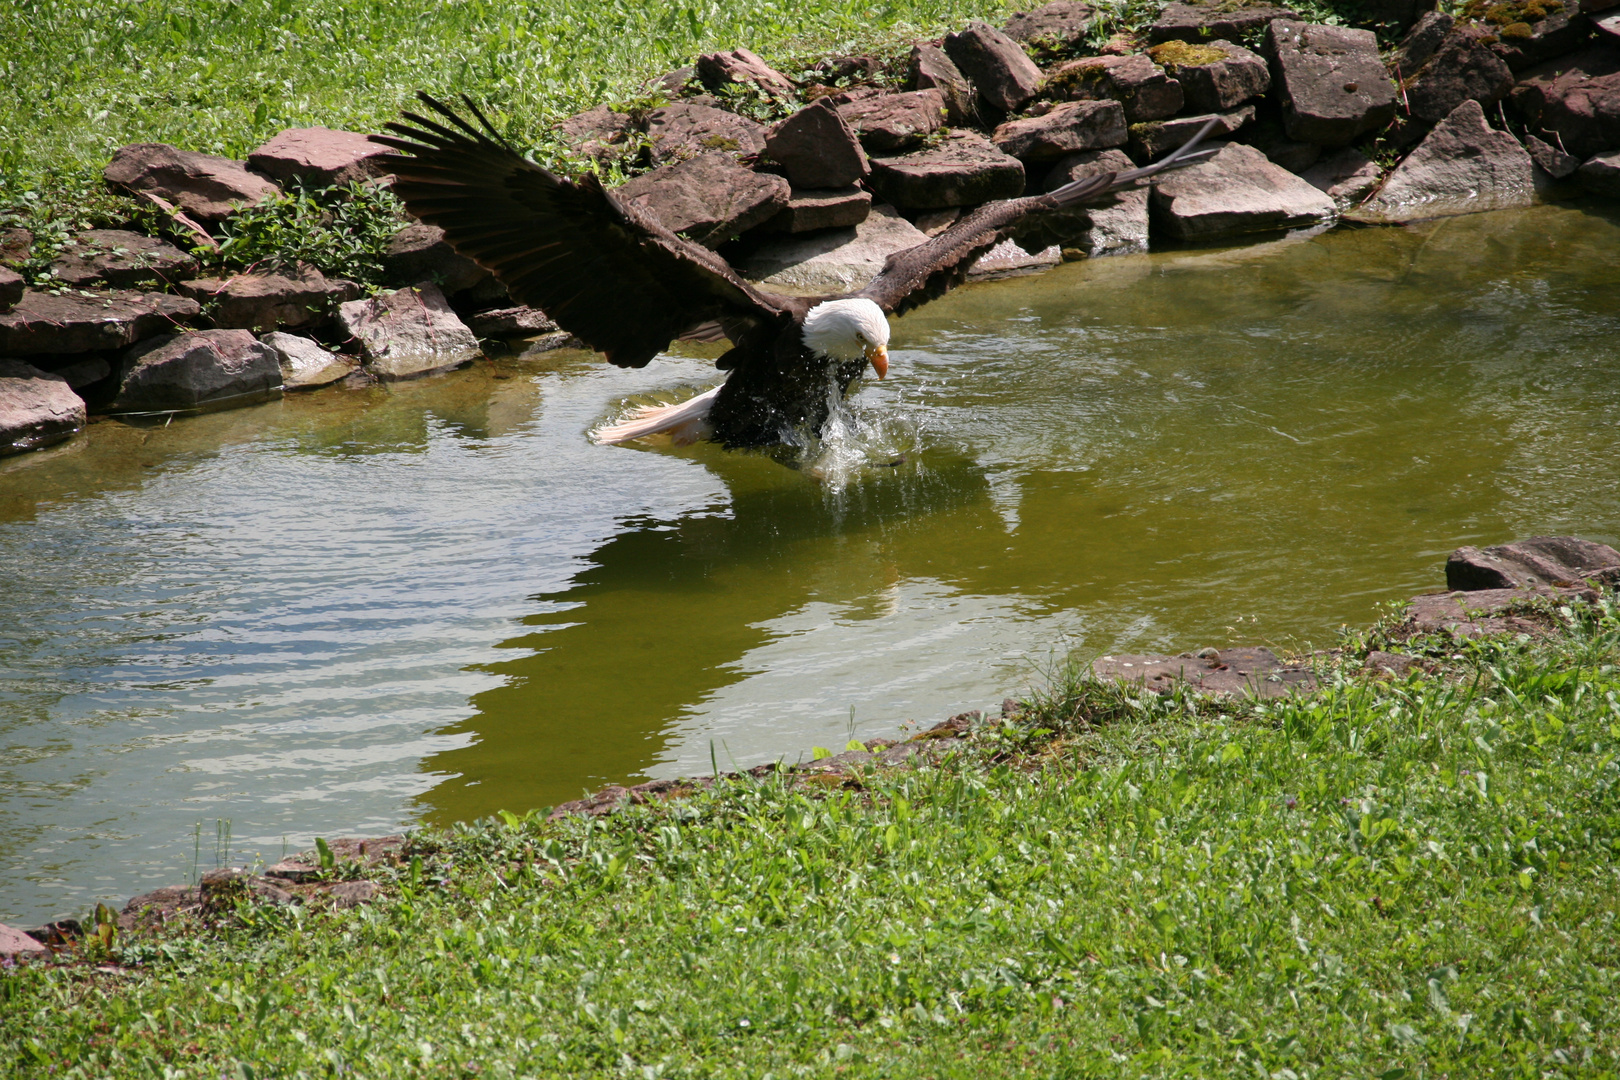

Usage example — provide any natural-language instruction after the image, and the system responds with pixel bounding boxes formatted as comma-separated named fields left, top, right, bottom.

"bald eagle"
left=372, top=95, right=1215, bottom=449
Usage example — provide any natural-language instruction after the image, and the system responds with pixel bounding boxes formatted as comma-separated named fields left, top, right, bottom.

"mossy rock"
left=1147, top=40, right=1228, bottom=69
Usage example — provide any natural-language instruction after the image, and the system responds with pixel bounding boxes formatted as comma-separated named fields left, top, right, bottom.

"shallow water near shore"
left=3, top=201, right=1619, bottom=925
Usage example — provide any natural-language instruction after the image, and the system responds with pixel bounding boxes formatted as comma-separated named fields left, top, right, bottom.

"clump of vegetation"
left=4, top=592, right=1618, bottom=1077
left=205, top=181, right=407, bottom=287
left=1147, top=39, right=1229, bottom=69
left=1460, top=0, right=1563, bottom=25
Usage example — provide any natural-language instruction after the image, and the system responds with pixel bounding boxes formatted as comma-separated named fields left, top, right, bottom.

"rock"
left=1391, top=10, right=1455, bottom=72
left=1600, top=8, right=1620, bottom=41
left=0, top=267, right=21, bottom=311
left=1525, top=132, right=1583, bottom=176
left=1149, top=0, right=1300, bottom=44
left=994, top=99, right=1128, bottom=160
left=1148, top=40, right=1271, bottom=113
left=112, top=329, right=283, bottom=413
left=1577, top=147, right=1620, bottom=193
left=912, top=208, right=960, bottom=235
left=48, top=229, right=197, bottom=288
left=320, top=880, right=380, bottom=909
left=771, top=186, right=873, bottom=232
left=246, top=127, right=393, bottom=187
left=1511, top=46, right=1620, bottom=160
left=1364, top=650, right=1423, bottom=677
left=49, top=356, right=113, bottom=391
left=1127, top=104, right=1255, bottom=161
left=616, top=153, right=790, bottom=247
left=1246, top=125, right=1323, bottom=172
left=1093, top=646, right=1318, bottom=698
left=966, top=237, right=1062, bottom=280
left=644, top=102, right=769, bottom=165
left=1048, top=54, right=1185, bottom=123
left=695, top=47, right=796, bottom=97
left=765, top=101, right=870, bottom=188
left=867, top=130, right=1026, bottom=209
left=1354, top=99, right=1534, bottom=221
left=104, top=143, right=280, bottom=224
left=1149, top=141, right=1335, bottom=239
left=178, top=263, right=357, bottom=331
left=1446, top=536, right=1620, bottom=590
left=1022, top=148, right=1150, bottom=255
left=1265, top=20, right=1398, bottom=146
left=943, top=22, right=1045, bottom=112
left=338, top=283, right=482, bottom=380
left=908, top=43, right=978, bottom=125
left=1355, top=0, right=1441, bottom=34
left=1398, top=22, right=1516, bottom=127
left=837, top=90, right=947, bottom=152
left=382, top=224, right=490, bottom=294
left=0, top=922, right=51, bottom=959
left=200, top=868, right=295, bottom=908
left=261, top=331, right=358, bottom=390
left=0, top=289, right=200, bottom=356
left=0, top=227, right=30, bottom=265
left=1483, top=3, right=1593, bottom=72
left=806, top=55, right=885, bottom=83
left=556, top=105, right=641, bottom=164
left=1002, top=1, right=1097, bottom=59
left=1404, top=585, right=1599, bottom=638
left=262, top=858, right=321, bottom=882
left=1300, top=147, right=1384, bottom=206
left=737, top=204, right=929, bottom=291
left=0, top=360, right=86, bottom=456
left=466, top=306, right=560, bottom=337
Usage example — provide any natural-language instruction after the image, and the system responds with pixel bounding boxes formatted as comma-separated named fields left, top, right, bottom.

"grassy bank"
left=0, top=0, right=1027, bottom=209
left=4, top=595, right=1618, bottom=1077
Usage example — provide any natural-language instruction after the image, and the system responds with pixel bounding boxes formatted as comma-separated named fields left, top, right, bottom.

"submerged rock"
left=113, top=329, right=283, bottom=414
left=337, top=283, right=482, bottom=380
left=0, top=360, right=86, bottom=456
left=1354, top=99, right=1534, bottom=222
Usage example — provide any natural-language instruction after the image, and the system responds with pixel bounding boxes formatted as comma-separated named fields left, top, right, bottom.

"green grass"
left=4, top=595, right=1619, bottom=1077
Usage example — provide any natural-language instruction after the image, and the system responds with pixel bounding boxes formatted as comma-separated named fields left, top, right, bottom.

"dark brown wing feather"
left=855, top=119, right=1221, bottom=318
left=371, top=94, right=795, bottom=368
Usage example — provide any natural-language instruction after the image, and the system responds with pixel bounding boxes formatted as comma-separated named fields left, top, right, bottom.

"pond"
left=3, top=201, right=1618, bottom=926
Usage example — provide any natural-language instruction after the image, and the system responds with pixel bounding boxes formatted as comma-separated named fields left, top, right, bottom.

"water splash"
left=789, top=380, right=925, bottom=493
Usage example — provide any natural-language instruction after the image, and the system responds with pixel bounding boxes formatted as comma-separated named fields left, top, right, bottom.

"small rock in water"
left=338, top=283, right=482, bottom=381
left=0, top=359, right=85, bottom=456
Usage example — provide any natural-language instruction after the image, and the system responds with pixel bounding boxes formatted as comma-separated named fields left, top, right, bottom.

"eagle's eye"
left=855, top=332, right=867, bottom=343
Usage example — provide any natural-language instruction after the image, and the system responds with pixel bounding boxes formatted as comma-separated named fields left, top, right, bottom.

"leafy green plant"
left=207, top=181, right=407, bottom=286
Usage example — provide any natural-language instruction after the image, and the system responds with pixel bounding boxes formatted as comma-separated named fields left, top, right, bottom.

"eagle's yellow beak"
left=866, top=343, right=888, bottom=380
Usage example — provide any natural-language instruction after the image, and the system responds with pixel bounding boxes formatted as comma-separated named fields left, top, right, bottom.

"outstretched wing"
left=855, top=120, right=1220, bottom=318
left=371, top=94, right=793, bottom=368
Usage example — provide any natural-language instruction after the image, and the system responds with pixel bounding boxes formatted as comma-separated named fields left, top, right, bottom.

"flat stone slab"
left=556, top=105, right=640, bottom=165
left=644, top=103, right=767, bottom=166
left=1127, top=104, right=1254, bottom=162
left=1265, top=20, right=1396, bottom=146
left=50, top=229, right=197, bottom=288
left=0, top=289, right=199, bottom=356
left=837, top=90, right=946, bottom=153
left=1446, top=536, right=1620, bottom=590
left=737, top=204, right=928, bottom=292
left=338, top=283, right=483, bottom=380
left=1403, top=585, right=1601, bottom=639
left=1353, top=99, right=1534, bottom=223
left=467, top=306, right=560, bottom=337
left=1003, top=1, right=1097, bottom=59
left=615, top=153, right=789, bottom=247
left=1149, top=141, right=1335, bottom=240
left=247, top=126, right=394, bottom=187
left=993, top=99, right=1128, bottom=160
left=261, top=331, right=359, bottom=390
left=1149, top=0, right=1299, bottom=44
left=1093, top=646, right=1318, bottom=698
left=104, top=143, right=281, bottom=223
left=867, top=130, right=1025, bottom=210
left=112, top=329, right=284, bottom=414
left=178, top=263, right=357, bottom=331
left=0, top=360, right=86, bottom=456
left=1578, top=149, right=1620, bottom=197
left=772, top=185, right=872, bottom=232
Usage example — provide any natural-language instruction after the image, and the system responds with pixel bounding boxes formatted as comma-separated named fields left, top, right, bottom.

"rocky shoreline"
left=3, top=0, right=1620, bottom=456
left=3, top=533, right=1616, bottom=963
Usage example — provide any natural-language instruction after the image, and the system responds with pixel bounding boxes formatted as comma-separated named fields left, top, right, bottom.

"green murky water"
left=3, top=202, right=1618, bottom=925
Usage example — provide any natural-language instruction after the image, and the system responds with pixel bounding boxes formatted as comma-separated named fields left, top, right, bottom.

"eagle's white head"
left=801, top=298, right=891, bottom=379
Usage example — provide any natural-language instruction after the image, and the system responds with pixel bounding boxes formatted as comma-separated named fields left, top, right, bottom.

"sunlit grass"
left=4, top=596, right=1618, bottom=1077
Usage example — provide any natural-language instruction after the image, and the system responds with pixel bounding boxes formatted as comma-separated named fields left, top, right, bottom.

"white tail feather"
left=592, top=386, right=721, bottom=446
